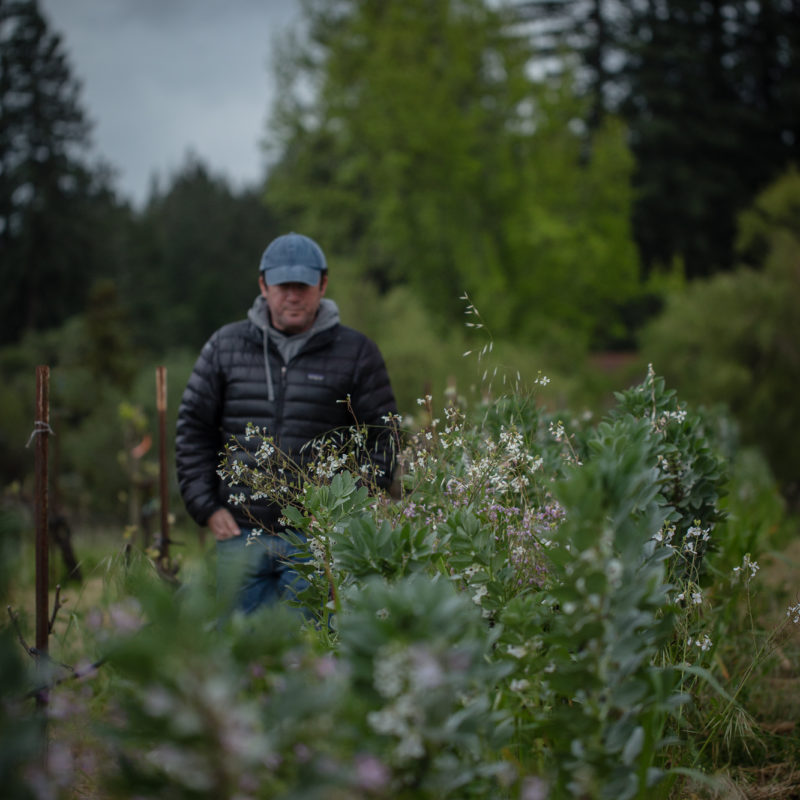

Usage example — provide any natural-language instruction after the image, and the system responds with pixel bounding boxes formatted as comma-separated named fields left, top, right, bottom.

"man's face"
left=260, top=274, right=328, bottom=334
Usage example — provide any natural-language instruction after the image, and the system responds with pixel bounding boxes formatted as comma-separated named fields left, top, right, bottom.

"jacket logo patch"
left=307, top=372, right=325, bottom=382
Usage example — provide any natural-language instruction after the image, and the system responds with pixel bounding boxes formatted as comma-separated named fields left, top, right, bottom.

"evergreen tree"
left=128, top=155, right=279, bottom=353
left=512, top=0, right=630, bottom=131
left=615, top=0, right=800, bottom=278
left=0, top=0, right=110, bottom=344
left=512, top=1, right=800, bottom=280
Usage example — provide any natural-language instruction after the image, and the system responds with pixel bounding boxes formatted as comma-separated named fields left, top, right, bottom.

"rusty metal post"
left=34, top=365, right=50, bottom=657
left=156, top=366, right=169, bottom=565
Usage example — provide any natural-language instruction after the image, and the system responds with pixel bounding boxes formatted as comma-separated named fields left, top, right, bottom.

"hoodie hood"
left=247, top=295, right=340, bottom=401
left=247, top=294, right=339, bottom=335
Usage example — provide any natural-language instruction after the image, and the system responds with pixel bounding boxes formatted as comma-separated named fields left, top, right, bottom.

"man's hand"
left=208, top=508, right=241, bottom=541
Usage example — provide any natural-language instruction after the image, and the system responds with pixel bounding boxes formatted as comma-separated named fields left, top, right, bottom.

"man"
left=175, top=232, right=398, bottom=613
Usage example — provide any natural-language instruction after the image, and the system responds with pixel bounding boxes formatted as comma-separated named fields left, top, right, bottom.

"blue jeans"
left=216, top=531, right=309, bottom=615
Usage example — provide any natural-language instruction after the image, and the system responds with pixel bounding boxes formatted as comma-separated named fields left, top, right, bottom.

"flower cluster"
left=548, top=420, right=565, bottom=442
left=675, top=587, right=704, bottom=606
left=684, top=522, right=711, bottom=550
left=366, top=641, right=472, bottom=765
left=485, top=501, right=561, bottom=588
left=686, top=633, right=713, bottom=652
left=732, top=553, right=760, bottom=582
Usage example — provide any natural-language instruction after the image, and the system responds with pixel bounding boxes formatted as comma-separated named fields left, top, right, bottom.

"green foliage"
left=330, top=278, right=587, bottom=418
left=265, top=0, right=641, bottom=350
left=0, top=626, right=44, bottom=800
left=519, top=0, right=800, bottom=280
left=209, top=368, right=745, bottom=796
left=640, top=169, right=800, bottom=498
left=0, top=318, right=196, bottom=519
left=89, top=557, right=510, bottom=799
left=609, top=367, right=728, bottom=567
left=0, top=508, right=59, bottom=798
left=124, top=156, right=280, bottom=352
left=3, top=368, right=797, bottom=798
left=714, top=447, right=787, bottom=572
left=500, top=416, right=680, bottom=799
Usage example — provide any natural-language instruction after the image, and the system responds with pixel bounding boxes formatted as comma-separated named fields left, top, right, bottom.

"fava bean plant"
left=7, top=367, right=795, bottom=799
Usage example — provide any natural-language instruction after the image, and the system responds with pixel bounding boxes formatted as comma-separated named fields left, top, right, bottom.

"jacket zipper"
left=274, top=364, right=288, bottom=444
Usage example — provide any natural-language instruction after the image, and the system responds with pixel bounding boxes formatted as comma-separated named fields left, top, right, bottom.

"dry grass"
left=735, top=763, right=800, bottom=800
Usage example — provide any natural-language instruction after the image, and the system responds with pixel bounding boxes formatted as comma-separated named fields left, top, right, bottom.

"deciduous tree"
left=265, top=0, right=640, bottom=348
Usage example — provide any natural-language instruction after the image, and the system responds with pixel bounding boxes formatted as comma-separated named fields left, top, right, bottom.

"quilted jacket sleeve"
left=175, top=333, right=225, bottom=526
left=350, top=336, right=399, bottom=490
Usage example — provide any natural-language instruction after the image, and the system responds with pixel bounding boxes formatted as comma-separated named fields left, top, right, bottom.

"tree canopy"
left=514, top=0, right=800, bottom=278
left=123, top=156, right=278, bottom=353
left=641, top=169, right=800, bottom=497
left=264, top=0, right=640, bottom=348
left=0, top=0, right=116, bottom=344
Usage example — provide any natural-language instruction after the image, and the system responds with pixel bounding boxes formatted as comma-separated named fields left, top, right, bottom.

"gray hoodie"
left=247, top=295, right=340, bottom=401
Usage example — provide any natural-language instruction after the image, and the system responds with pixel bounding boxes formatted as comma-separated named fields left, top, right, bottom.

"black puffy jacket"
left=175, top=297, right=398, bottom=531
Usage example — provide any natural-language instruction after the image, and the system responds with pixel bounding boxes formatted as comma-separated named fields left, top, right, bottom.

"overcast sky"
left=39, top=0, right=303, bottom=207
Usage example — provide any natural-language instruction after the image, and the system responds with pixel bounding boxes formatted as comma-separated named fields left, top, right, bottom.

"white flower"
left=395, top=733, right=425, bottom=761
left=507, top=645, right=527, bottom=659
left=367, top=708, right=406, bottom=737
left=548, top=420, right=565, bottom=441
left=687, top=523, right=711, bottom=542
left=787, top=603, right=800, bottom=624
left=471, top=584, right=488, bottom=606
left=606, top=559, right=623, bottom=585
left=245, top=529, right=263, bottom=546
left=733, top=554, right=760, bottom=581
left=688, top=633, right=713, bottom=652
left=373, top=648, right=407, bottom=699
left=255, top=441, right=275, bottom=461
left=463, top=564, right=482, bottom=580
left=510, top=679, right=530, bottom=692
left=410, top=648, right=443, bottom=691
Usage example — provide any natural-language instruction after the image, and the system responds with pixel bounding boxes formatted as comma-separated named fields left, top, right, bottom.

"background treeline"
left=1, top=0, right=799, bottom=526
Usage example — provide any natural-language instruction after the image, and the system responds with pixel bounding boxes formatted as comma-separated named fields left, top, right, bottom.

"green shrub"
left=640, top=170, right=800, bottom=501
left=4, top=364, right=795, bottom=799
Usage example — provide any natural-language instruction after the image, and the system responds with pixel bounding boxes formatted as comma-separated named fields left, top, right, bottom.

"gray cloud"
left=39, top=0, right=302, bottom=206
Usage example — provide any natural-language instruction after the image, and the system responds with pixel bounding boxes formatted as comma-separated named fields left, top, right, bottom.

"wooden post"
left=156, top=366, right=169, bottom=565
left=34, top=365, right=50, bottom=657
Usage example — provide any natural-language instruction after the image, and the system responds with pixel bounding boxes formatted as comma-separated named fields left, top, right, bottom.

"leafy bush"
left=640, top=169, right=800, bottom=502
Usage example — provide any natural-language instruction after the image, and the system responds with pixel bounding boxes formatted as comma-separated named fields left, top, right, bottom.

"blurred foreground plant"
left=4, top=369, right=795, bottom=799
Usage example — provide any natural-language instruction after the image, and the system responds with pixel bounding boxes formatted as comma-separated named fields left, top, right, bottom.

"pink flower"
left=355, top=753, right=391, bottom=792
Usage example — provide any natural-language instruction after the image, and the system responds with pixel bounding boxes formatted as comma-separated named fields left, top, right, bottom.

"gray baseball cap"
left=259, top=232, right=327, bottom=286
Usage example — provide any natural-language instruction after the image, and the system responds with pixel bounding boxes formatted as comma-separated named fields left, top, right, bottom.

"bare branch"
left=7, top=605, right=35, bottom=658
left=48, top=584, right=68, bottom=634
